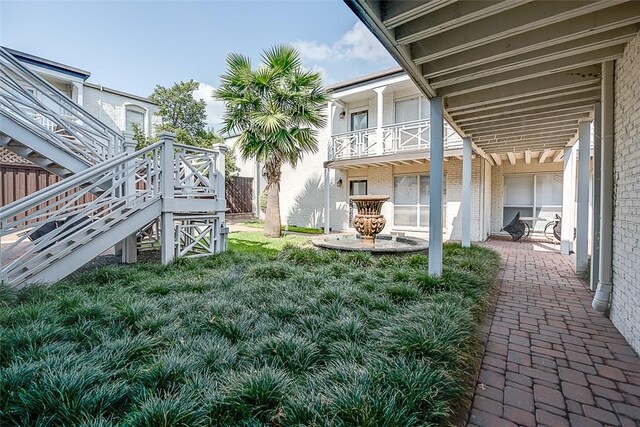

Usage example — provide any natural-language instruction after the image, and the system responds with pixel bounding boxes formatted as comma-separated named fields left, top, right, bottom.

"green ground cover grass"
left=240, top=220, right=324, bottom=235
left=0, top=233, right=500, bottom=426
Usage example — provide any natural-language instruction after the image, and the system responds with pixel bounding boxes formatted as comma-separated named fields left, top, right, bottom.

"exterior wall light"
left=336, top=178, right=343, bottom=187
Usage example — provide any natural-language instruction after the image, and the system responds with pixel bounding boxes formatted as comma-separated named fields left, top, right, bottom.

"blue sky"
left=0, top=0, right=397, bottom=128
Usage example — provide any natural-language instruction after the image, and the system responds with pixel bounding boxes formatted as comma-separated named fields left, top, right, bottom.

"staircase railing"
left=0, top=134, right=227, bottom=288
left=0, top=47, right=124, bottom=163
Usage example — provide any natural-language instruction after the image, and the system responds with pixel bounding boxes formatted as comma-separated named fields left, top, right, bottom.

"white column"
left=373, top=86, right=386, bottom=155
left=593, top=61, right=614, bottom=312
left=590, top=102, right=602, bottom=291
left=160, top=132, right=176, bottom=265
left=576, top=121, right=591, bottom=272
left=213, top=144, right=227, bottom=209
left=461, top=137, right=472, bottom=247
left=429, top=97, right=444, bottom=276
left=122, top=131, right=137, bottom=264
left=561, top=145, right=577, bottom=255
left=324, top=167, right=330, bottom=234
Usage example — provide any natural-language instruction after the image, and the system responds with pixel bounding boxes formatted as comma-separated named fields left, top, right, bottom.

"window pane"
left=419, top=175, right=430, bottom=205
left=536, top=174, right=563, bottom=206
left=395, top=98, right=419, bottom=123
left=504, top=175, right=534, bottom=206
left=351, top=111, right=368, bottom=131
left=394, top=176, right=418, bottom=205
left=420, top=97, right=430, bottom=120
left=419, top=206, right=429, bottom=228
left=126, top=109, right=145, bottom=132
left=350, top=180, right=367, bottom=196
left=395, top=206, right=417, bottom=227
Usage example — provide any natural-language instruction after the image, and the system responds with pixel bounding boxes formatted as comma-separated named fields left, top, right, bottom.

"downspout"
left=593, top=61, right=614, bottom=313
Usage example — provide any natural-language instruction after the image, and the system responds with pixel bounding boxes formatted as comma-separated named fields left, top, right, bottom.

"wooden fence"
left=225, top=176, right=253, bottom=214
left=1, top=164, right=95, bottom=224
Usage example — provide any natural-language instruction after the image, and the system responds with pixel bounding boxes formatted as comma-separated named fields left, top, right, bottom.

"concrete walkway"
left=468, top=239, right=640, bottom=427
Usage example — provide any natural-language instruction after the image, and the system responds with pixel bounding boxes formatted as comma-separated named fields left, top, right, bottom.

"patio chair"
left=501, top=212, right=530, bottom=241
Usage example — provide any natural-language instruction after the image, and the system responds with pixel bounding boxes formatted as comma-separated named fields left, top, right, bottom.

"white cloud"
left=193, top=82, right=225, bottom=130
left=293, top=21, right=393, bottom=63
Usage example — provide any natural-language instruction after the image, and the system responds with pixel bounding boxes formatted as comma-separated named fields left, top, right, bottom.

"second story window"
left=125, top=106, right=146, bottom=134
left=395, top=96, right=430, bottom=124
left=351, top=110, right=368, bottom=131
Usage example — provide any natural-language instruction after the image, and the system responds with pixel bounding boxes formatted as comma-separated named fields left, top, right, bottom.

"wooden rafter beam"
left=419, top=3, right=640, bottom=75
left=437, top=45, right=624, bottom=97
left=411, top=1, right=622, bottom=63
left=539, top=149, right=553, bottom=163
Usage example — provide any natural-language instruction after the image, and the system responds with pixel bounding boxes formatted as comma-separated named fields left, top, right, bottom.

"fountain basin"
left=313, top=234, right=428, bottom=253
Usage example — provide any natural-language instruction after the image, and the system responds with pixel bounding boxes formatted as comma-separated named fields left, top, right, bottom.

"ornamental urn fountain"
left=349, top=195, right=390, bottom=245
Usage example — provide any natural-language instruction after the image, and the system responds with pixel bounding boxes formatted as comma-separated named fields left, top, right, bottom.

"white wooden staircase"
left=0, top=47, right=228, bottom=289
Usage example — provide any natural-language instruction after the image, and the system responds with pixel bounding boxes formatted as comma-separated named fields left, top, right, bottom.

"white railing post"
left=213, top=144, right=227, bottom=208
left=213, top=143, right=228, bottom=253
left=160, top=132, right=175, bottom=265
left=122, top=131, right=137, bottom=263
left=373, top=86, right=386, bottom=155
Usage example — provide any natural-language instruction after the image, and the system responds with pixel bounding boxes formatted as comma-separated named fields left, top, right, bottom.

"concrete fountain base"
left=312, top=234, right=428, bottom=254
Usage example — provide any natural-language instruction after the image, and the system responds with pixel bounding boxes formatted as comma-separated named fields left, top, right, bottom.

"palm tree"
left=215, top=46, right=327, bottom=237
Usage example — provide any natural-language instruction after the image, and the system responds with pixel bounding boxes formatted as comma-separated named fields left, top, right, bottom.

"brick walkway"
left=468, top=239, right=640, bottom=427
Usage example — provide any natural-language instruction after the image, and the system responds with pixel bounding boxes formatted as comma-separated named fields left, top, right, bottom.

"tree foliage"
left=215, top=45, right=327, bottom=237
left=149, top=80, right=206, bottom=136
left=131, top=81, right=239, bottom=179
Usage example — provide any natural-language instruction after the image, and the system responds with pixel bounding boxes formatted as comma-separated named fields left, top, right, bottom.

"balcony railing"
left=329, top=119, right=463, bottom=161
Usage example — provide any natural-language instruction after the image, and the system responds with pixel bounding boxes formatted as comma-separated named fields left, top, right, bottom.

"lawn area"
left=228, top=231, right=312, bottom=255
left=0, top=234, right=500, bottom=426
left=239, top=220, right=324, bottom=235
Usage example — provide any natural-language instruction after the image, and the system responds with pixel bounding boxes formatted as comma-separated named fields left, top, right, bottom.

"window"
left=350, top=110, right=368, bottom=131
left=394, top=175, right=441, bottom=228
left=125, top=106, right=145, bottom=133
left=394, top=96, right=430, bottom=148
left=503, top=173, right=563, bottom=231
left=349, top=179, right=367, bottom=226
left=394, top=96, right=430, bottom=124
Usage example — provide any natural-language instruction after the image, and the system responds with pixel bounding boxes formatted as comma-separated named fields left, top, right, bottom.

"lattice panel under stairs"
left=0, top=147, right=32, bottom=165
left=175, top=214, right=228, bottom=258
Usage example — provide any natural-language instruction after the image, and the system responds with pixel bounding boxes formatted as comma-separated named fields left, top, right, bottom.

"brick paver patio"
left=468, top=239, right=640, bottom=427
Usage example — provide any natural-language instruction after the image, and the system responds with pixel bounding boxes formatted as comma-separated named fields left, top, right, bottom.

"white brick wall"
left=341, top=159, right=486, bottom=241
left=610, top=32, right=640, bottom=353
left=82, top=86, right=161, bottom=136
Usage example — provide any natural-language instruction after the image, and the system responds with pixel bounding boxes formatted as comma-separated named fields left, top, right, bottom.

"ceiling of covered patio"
left=345, top=0, right=640, bottom=165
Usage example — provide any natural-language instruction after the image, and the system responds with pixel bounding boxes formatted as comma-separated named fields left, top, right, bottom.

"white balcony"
left=328, top=119, right=463, bottom=162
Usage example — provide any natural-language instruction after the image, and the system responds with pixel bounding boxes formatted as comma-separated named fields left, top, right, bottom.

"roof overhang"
left=344, top=0, right=640, bottom=165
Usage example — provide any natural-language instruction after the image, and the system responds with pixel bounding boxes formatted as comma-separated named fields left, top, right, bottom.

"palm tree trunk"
left=264, top=165, right=282, bottom=237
